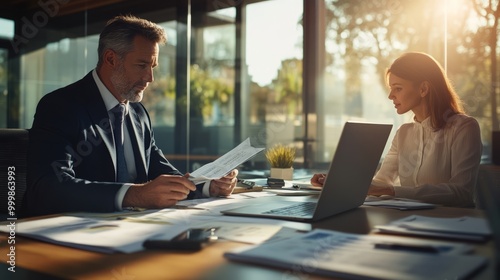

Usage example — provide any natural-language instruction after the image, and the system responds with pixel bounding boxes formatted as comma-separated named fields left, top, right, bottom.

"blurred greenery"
left=143, top=63, right=234, bottom=126
left=186, top=64, right=233, bottom=120
left=272, top=58, right=303, bottom=117
left=324, top=0, right=500, bottom=141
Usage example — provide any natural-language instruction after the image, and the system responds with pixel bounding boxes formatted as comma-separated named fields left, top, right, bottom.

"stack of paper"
left=224, top=229, right=486, bottom=280
left=1, top=216, right=174, bottom=253
left=4, top=206, right=311, bottom=253
left=364, top=197, right=436, bottom=210
left=374, top=215, right=492, bottom=241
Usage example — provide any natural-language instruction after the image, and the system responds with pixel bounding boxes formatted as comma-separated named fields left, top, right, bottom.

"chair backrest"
left=476, top=164, right=500, bottom=277
left=0, top=129, right=29, bottom=221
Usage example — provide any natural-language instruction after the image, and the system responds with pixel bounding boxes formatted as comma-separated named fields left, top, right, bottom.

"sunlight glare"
left=246, top=0, right=303, bottom=86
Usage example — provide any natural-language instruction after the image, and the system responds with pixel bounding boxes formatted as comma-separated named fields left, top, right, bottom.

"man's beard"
left=110, top=64, right=144, bottom=103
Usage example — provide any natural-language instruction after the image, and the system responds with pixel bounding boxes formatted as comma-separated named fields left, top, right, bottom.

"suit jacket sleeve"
left=147, top=133, right=207, bottom=199
left=132, top=102, right=205, bottom=199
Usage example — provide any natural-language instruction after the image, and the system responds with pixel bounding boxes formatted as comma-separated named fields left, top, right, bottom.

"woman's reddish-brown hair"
left=386, top=52, right=464, bottom=130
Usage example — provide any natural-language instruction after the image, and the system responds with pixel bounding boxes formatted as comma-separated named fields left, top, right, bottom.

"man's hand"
left=209, top=169, right=238, bottom=197
left=123, top=174, right=196, bottom=209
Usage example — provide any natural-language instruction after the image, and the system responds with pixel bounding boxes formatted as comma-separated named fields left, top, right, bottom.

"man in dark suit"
left=25, top=15, right=238, bottom=217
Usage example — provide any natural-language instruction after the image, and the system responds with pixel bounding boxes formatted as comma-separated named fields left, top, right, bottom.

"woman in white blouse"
left=311, top=52, right=482, bottom=207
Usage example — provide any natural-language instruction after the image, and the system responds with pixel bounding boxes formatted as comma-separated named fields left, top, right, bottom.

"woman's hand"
left=311, top=173, right=327, bottom=186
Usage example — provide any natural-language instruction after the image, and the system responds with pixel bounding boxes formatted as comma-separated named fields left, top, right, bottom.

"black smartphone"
left=267, top=177, right=285, bottom=188
left=143, top=227, right=218, bottom=251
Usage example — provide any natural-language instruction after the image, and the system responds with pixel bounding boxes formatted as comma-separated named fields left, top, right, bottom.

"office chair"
left=476, top=164, right=500, bottom=278
left=0, top=129, right=29, bottom=221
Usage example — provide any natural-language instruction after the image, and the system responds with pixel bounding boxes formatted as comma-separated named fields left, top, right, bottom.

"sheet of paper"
left=176, top=196, right=257, bottom=216
left=391, top=215, right=492, bottom=235
left=2, top=216, right=172, bottom=253
left=374, top=215, right=492, bottom=241
left=285, top=180, right=322, bottom=190
left=374, top=225, right=488, bottom=242
left=265, top=189, right=320, bottom=196
left=363, top=198, right=436, bottom=210
left=224, top=229, right=486, bottom=280
left=215, top=215, right=311, bottom=232
left=121, top=207, right=213, bottom=224
left=197, top=221, right=283, bottom=244
left=189, top=138, right=264, bottom=182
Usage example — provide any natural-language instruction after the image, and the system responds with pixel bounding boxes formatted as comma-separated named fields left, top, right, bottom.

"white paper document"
left=375, top=215, right=492, bottom=241
left=148, top=221, right=283, bottom=245
left=2, top=202, right=310, bottom=254
left=189, top=138, right=264, bottom=182
left=224, top=229, right=486, bottom=280
left=364, top=197, right=436, bottom=210
left=2, top=216, right=172, bottom=253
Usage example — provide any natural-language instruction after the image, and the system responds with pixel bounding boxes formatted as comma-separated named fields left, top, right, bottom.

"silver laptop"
left=222, top=121, right=392, bottom=221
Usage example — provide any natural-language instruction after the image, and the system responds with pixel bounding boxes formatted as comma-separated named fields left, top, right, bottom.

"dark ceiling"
left=0, top=0, right=250, bottom=30
left=0, top=0, right=127, bottom=20
left=0, top=0, right=252, bottom=52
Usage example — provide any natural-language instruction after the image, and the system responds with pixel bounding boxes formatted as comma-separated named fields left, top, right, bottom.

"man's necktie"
left=111, top=103, right=129, bottom=182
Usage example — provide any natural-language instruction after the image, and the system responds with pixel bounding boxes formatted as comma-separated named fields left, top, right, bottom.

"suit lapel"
left=78, top=72, right=117, bottom=174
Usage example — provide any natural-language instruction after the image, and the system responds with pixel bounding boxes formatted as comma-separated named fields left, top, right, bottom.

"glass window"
left=179, top=7, right=237, bottom=171
left=19, top=35, right=99, bottom=128
left=140, top=21, right=177, bottom=156
left=142, top=21, right=177, bottom=127
left=245, top=0, right=304, bottom=168
left=320, top=0, right=493, bottom=164
left=8, top=0, right=498, bottom=170
left=0, top=18, right=14, bottom=40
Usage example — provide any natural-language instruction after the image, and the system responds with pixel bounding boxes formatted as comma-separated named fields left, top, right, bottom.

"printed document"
left=3, top=216, right=172, bottom=253
left=190, top=138, right=264, bottom=182
left=375, top=215, right=492, bottom=241
left=224, top=229, right=486, bottom=280
left=364, top=196, right=436, bottom=210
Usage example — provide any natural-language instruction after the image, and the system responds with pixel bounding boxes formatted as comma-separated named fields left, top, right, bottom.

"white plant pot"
left=270, top=167, right=294, bottom=180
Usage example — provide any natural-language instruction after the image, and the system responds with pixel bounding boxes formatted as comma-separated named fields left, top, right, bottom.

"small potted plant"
left=265, top=143, right=296, bottom=180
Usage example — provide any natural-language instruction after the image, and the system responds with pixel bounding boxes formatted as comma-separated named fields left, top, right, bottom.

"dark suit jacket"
left=25, top=71, right=203, bottom=216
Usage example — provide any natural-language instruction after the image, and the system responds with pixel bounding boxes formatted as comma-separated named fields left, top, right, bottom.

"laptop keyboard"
left=262, top=202, right=317, bottom=217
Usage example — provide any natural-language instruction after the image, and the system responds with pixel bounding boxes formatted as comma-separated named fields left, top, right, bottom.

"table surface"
left=0, top=197, right=496, bottom=280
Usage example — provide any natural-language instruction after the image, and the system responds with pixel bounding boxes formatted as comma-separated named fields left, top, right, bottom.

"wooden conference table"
left=0, top=197, right=496, bottom=280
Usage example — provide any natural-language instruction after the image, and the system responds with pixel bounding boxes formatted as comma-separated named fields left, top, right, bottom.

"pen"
left=374, top=242, right=439, bottom=254
left=173, top=205, right=207, bottom=210
left=292, top=184, right=321, bottom=191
